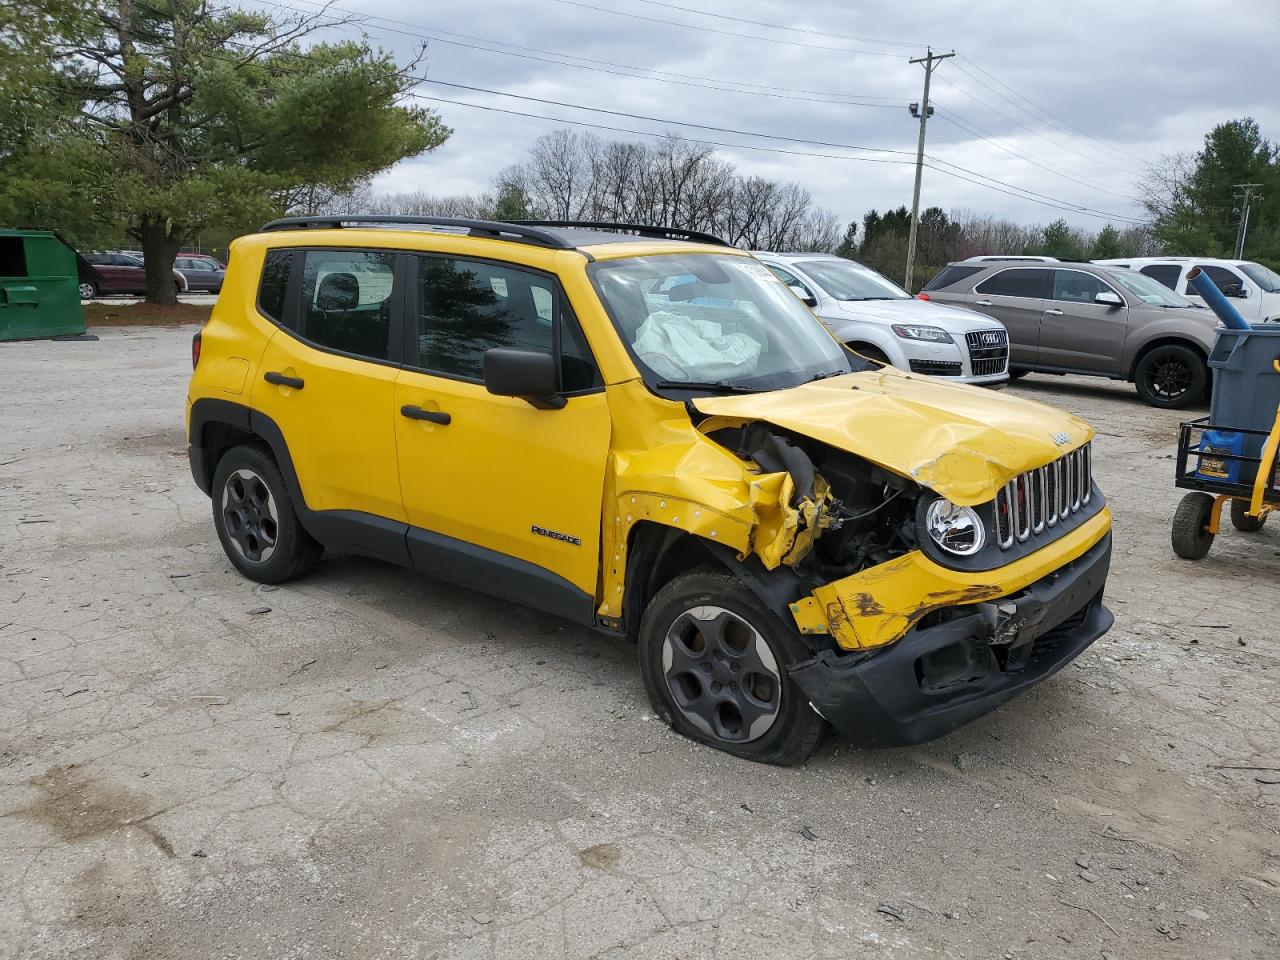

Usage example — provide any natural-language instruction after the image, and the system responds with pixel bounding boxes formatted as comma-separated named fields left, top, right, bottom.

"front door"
left=393, top=254, right=611, bottom=615
left=250, top=247, right=407, bottom=548
left=972, top=267, right=1049, bottom=366
left=1037, top=269, right=1129, bottom=374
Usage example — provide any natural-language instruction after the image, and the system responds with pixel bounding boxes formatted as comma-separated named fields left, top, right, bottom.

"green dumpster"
left=0, top=229, right=87, bottom=341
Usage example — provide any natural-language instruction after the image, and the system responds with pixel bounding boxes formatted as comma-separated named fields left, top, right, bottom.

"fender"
left=1121, top=322, right=1215, bottom=378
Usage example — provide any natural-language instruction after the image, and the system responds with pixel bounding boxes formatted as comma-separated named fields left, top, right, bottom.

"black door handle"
left=400, top=404, right=451, bottom=425
left=264, top=371, right=304, bottom=389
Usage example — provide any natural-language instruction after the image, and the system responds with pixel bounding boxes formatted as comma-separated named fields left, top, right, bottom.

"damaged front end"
left=690, top=411, right=1114, bottom=747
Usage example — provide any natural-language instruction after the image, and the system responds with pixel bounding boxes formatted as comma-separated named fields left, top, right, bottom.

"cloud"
left=280, top=0, right=1280, bottom=227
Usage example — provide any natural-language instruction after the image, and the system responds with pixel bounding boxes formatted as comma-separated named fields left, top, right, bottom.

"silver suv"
left=922, top=261, right=1219, bottom=408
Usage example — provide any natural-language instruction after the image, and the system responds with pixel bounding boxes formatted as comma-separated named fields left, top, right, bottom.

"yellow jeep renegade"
left=187, top=216, right=1113, bottom=764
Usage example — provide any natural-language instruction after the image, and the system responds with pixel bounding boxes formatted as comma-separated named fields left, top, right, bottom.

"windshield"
left=1103, top=268, right=1195, bottom=307
left=590, top=253, right=861, bottom=393
left=1241, top=262, right=1280, bottom=293
left=796, top=258, right=912, bottom=301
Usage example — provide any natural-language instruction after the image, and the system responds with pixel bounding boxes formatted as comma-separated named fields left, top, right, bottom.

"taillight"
left=191, top=332, right=202, bottom=369
left=916, top=292, right=930, bottom=301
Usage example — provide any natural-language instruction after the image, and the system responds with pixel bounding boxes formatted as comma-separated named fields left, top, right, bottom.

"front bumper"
left=789, top=532, right=1113, bottom=748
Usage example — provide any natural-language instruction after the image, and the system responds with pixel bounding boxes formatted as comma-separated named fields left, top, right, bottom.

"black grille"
left=1028, top=598, right=1094, bottom=667
left=965, top=329, right=1009, bottom=377
left=909, top=358, right=963, bottom=376
left=995, top=444, right=1093, bottom=549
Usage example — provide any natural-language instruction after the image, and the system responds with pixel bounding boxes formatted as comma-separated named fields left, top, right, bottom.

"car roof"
left=256, top=216, right=734, bottom=261
left=958, top=255, right=1059, bottom=263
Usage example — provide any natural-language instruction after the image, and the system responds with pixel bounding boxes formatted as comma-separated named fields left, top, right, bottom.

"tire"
left=637, top=570, right=826, bottom=766
left=850, top=344, right=890, bottom=366
left=211, top=443, right=322, bottom=583
left=79, top=281, right=99, bottom=300
left=1007, top=368, right=1030, bottom=380
left=1171, top=492, right=1216, bottom=560
left=1134, top=344, right=1207, bottom=409
left=1230, top=499, right=1267, bottom=533
left=174, top=280, right=184, bottom=297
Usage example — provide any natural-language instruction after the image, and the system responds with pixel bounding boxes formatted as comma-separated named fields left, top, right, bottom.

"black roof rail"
left=258, top=215, right=575, bottom=250
left=513, top=220, right=731, bottom=247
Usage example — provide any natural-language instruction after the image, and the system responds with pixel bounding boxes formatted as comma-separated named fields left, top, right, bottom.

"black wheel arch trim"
left=188, top=397, right=595, bottom=625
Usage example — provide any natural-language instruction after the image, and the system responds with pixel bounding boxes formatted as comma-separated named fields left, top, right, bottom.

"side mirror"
left=1094, top=291, right=1123, bottom=307
left=484, top=348, right=565, bottom=409
left=1225, top=283, right=1248, bottom=299
left=789, top=285, right=818, bottom=308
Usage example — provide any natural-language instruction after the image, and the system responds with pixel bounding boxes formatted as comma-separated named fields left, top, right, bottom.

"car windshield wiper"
left=654, top=379, right=760, bottom=394
left=804, top=369, right=847, bottom=383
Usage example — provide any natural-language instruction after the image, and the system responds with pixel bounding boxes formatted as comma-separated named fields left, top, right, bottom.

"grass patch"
left=84, top=302, right=211, bottom=327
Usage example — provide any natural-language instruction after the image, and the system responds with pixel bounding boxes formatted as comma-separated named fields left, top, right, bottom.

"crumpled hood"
left=693, top=367, right=1093, bottom=506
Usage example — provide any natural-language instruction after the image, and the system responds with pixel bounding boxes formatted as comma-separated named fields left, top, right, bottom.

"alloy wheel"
left=220, top=468, right=279, bottom=562
left=1145, top=355, right=1193, bottom=402
left=661, top=605, right=782, bottom=743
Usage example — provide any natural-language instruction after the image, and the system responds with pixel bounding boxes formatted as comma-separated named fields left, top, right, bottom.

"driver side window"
left=765, top=264, right=813, bottom=299
left=1050, top=270, right=1110, bottom=304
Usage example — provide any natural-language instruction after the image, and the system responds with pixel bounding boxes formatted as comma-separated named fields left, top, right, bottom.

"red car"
left=81, top=253, right=188, bottom=299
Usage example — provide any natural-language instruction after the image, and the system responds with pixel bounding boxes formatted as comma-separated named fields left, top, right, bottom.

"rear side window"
left=0, top=237, right=27, bottom=277
left=257, top=250, right=292, bottom=323
left=1050, top=270, right=1111, bottom=304
left=299, top=249, right=396, bottom=360
left=923, top=265, right=982, bottom=291
left=1139, top=264, right=1182, bottom=290
left=975, top=268, right=1049, bottom=299
left=1193, top=264, right=1244, bottom=295
left=413, top=256, right=599, bottom=391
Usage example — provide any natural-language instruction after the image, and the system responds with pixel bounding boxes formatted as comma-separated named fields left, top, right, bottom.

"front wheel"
left=211, top=443, right=322, bottom=583
left=1230, top=499, right=1267, bottom=533
left=1134, top=345, right=1207, bottom=409
left=1171, top=492, right=1216, bottom=560
left=79, top=281, right=98, bottom=300
left=637, top=570, right=826, bottom=765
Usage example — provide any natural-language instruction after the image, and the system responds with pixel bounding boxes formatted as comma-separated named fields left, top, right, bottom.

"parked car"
left=187, top=215, right=1114, bottom=764
left=923, top=260, right=1218, bottom=407
left=175, top=254, right=226, bottom=292
left=81, top=253, right=188, bottom=299
left=754, top=252, right=1009, bottom=385
left=1095, top=257, right=1280, bottom=322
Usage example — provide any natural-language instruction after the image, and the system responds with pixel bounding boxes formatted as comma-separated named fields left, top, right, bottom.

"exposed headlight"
left=924, top=498, right=985, bottom=556
left=892, top=323, right=952, bottom=343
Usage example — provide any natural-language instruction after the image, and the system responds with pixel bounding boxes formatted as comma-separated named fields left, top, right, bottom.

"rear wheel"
left=1171, top=492, right=1216, bottom=560
left=79, top=281, right=98, bottom=300
left=1230, top=499, right=1267, bottom=532
left=211, top=443, right=322, bottom=583
left=637, top=570, right=825, bottom=765
left=1134, top=344, right=1207, bottom=409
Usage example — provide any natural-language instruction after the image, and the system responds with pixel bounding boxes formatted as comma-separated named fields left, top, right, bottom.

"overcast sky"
left=271, top=0, right=1280, bottom=229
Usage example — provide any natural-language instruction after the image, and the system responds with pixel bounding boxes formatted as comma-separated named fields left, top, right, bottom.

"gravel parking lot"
left=2, top=325, right=1277, bottom=959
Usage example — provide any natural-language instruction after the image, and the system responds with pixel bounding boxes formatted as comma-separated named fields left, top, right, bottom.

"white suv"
left=1095, top=257, right=1280, bottom=322
left=755, top=252, right=1009, bottom=385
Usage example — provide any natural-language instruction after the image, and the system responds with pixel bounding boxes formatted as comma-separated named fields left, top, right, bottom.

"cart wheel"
left=1230, top=499, right=1267, bottom=533
left=1172, top=492, right=1216, bottom=560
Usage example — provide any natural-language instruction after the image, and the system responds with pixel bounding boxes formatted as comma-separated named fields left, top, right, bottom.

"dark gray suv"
left=923, top=261, right=1218, bottom=408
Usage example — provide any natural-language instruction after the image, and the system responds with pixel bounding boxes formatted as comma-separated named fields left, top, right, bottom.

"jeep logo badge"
left=1051, top=432, right=1071, bottom=446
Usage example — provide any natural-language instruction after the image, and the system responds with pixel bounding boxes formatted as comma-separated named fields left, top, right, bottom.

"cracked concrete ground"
left=1, top=325, right=1277, bottom=960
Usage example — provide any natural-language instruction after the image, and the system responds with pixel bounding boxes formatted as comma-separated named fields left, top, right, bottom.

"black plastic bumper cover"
left=789, top=533, right=1114, bottom=748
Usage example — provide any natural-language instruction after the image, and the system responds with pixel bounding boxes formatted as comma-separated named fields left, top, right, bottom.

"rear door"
left=1037, top=269, right=1128, bottom=373
left=393, top=253, right=611, bottom=610
left=971, top=268, right=1049, bottom=366
left=250, top=247, right=409, bottom=556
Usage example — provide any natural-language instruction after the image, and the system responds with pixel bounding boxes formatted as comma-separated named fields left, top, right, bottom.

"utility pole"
left=904, top=47, right=954, bottom=292
left=1232, top=183, right=1262, bottom=259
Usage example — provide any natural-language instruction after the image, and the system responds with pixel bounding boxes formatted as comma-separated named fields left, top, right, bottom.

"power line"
left=256, top=0, right=908, bottom=106
left=544, top=0, right=908, bottom=57
left=931, top=72, right=1141, bottom=176
left=623, top=0, right=926, bottom=48
left=934, top=110, right=1142, bottom=202
left=414, top=91, right=1145, bottom=221
left=420, top=79, right=1146, bottom=222
left=954, top=54, right=1150, bottom=168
